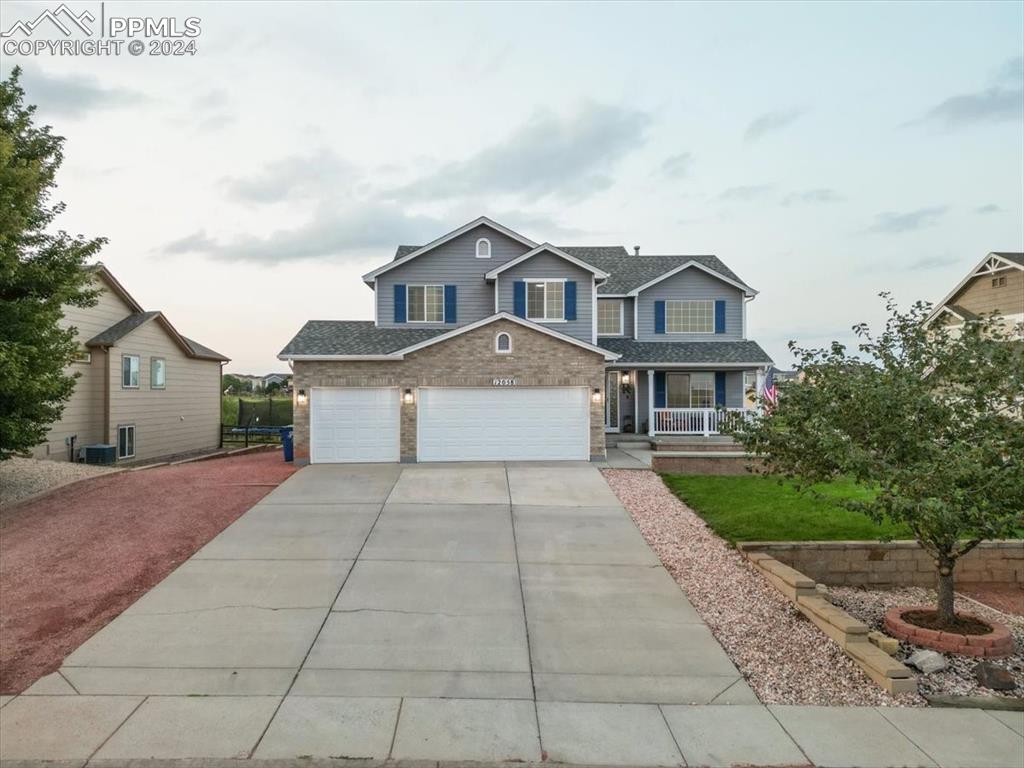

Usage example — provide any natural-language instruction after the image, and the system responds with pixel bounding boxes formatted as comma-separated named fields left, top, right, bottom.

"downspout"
left=102, top=347, right=111, bottom=443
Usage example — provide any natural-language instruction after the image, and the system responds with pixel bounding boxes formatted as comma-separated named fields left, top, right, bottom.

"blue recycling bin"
left=281, top=426, right=294, bottom=462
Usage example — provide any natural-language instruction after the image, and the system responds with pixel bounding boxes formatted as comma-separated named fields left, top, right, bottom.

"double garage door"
left=309, top=386, right=589, bottom=463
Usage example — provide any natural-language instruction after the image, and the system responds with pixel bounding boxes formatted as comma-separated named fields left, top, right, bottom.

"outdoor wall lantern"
left=403, top=388, right=415, bottom=404
left=621, top=372, right=630, bottom=385
left=296, top=389, right=308, bottom=405
left=592, top=388, right=603, bottom=403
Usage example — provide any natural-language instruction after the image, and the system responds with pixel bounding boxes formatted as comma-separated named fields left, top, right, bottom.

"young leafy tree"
left=0, top=67, right=104, bottom=459
left=732, top=295, right=1023, bottom=626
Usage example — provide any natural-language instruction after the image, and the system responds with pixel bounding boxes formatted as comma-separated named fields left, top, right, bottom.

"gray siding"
left=376, top=225, right=531, bottom=328
left=496, top=251, right=595, bottom=343
left=597, top=297, right=634, bottom=338
left=635, top=269, right=744, bottom=341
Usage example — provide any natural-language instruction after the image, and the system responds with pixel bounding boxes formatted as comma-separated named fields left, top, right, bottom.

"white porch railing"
left=652, top=407, right=755, bottom=436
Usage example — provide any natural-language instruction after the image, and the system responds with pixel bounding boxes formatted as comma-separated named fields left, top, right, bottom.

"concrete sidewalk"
left=1, top=463, right=1021, bottom=766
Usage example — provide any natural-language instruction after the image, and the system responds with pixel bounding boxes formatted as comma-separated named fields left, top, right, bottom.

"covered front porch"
left=604, top=367, right=765, bottom=436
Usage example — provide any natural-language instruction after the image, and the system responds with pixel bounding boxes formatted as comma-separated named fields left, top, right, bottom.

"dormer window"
left=476, top=238, right=491, bottom=259
left=496, top=332, right=512, bottom=353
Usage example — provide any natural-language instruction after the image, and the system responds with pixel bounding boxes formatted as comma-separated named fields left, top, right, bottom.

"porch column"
left=633, top=370, right=638, bottom=435
left=647, top=369, right=655, bottom=436
left=755, top=367, right=766, bottom=411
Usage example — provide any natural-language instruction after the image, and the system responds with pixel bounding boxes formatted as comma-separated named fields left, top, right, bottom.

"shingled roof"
left=597, top=338, right=772, bottom=365
left=85, top=311, right=229, bottom=361
left=993, top=252, right=1024, bottom=266
left=279, top=321, right=448, bottom=357
left=392, top=243, right=749, bottom=294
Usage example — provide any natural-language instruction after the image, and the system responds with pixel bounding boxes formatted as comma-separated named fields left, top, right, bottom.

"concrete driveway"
left=4, top=463, right=1021, bottom=767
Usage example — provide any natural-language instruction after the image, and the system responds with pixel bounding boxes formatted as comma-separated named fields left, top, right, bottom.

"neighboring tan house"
left=925, top=252, right=1024, bottom=337
left=278, top=216, right=772, bottom=463
left=33, top=264, right=229, bottom=463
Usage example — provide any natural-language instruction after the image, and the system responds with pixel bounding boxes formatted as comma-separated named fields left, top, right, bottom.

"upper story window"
left=151, top=358, right=166, bottom=389
left=408, top=285, right=444, bottom=323
left=121, top=354, right=140, bottom=388
left=598, top=299, right=623, bottom=335
left=666, top=299, right=714, bottom=333
left=992, top=276, right=1007, bottom=287
left=526, top=280, right=564, bottom=321
left=496, top=332, right=512, bottom=353
left=476, top=238, right=491, bottom=258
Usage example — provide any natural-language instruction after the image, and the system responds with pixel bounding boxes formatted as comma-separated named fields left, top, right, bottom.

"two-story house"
left=924, top=252, right=1024, bottom=337
left=279, top=216, right=773, bottom=463
left=33, top=263, right=229, bottom=463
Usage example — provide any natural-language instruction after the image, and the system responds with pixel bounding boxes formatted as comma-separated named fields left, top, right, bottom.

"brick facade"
left=291, top=319, right=607, bottom=461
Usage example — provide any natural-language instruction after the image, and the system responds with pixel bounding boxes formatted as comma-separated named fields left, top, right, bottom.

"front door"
left=605, top=371, right=620, bottom=432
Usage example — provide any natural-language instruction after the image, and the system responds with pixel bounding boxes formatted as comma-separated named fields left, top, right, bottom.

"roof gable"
left=925, top=252, right=1024, bottom=325
left=484, top=244, right=610, bottom=280
left=566, top=251, right=752, bottom=295
left=85, top=310, right=229, bottom=361
left=362, top=216, right=537, bottom=284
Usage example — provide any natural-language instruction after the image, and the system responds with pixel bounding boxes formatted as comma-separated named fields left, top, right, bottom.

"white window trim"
left=495, top=332, right=512, bottom=353
left=151, top=357, right=166, bottom=389
left=476, top=237, right=492, bottom=259
left=665, top=299, right=715, bottom=335
left=121, top=354, right=140, bottom=389
left=117, top=424, right=136, bottom=459
left=598, top=298, right=624, bottom=336
left=524, top=277, right=567, bottom=323
left=73, top=349, right=92, bottom=364
left=406, top=284, right=445, bottom=324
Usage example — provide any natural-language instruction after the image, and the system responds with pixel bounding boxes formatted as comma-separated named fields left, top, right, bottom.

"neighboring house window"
left=597, top=300, right=623, bottom=335
left=72, top=349, right=92, bottom=364
left=117, top=424, right=136, bottom=459
left=666, top=372, right=715, bottom=408
left=496, top=332, right=512, bottom=353
left=476, top=238, right=491, bottom=258
left=992, top=276, right=1006, bottom=287
left=666, top=299, right=714, bottom=333
left=121, top=354, right=140, bottom=388
left=151, top=358, right=166, bottom=389
left=407, top=285, right=444, bottom=322
left=526, top=280, right=564, bottom=321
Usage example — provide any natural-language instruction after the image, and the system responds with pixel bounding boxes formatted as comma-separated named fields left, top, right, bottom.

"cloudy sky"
left=4, top=1, right=1022, bottom=373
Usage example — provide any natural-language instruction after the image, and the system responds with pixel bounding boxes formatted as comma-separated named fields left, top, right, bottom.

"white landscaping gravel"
left=0, top=456, right=114, bottom=508
left=602, top=469, right=923, bottom=706
left=831, top=585, right=1023, bottom=700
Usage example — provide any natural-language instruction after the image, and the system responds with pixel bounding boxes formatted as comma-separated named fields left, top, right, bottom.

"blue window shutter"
left=714, top=300, right=726, bottom=334
left=513, top=281, right=526, bottom=318
left=654, top=371, right=666, bottom=408
left=444, top=285, right=457, bottom=324
left=654, top=300, right=666, bottom=334
left=715, top=372, right=726, bottom=407
left=564, top=281, right=577, bottom=321
left=394, top=284, right=406, bottom=323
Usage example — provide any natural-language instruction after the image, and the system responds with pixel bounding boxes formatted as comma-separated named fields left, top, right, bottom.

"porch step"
left=614, top=440, right=651, bottom=449
left=654, top=439, right=742, bottom=453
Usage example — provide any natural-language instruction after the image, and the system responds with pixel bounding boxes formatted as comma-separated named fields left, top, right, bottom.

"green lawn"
left=661, top=474, right=912, bottom=544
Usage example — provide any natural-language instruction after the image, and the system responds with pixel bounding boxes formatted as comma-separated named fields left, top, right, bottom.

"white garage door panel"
left=418, top=387, right=589, bottom=462
left=311, top=388, right=399, bottom=463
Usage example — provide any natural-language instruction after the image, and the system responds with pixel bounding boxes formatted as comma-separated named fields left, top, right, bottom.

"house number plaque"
left=492, top=378, right=518, bottom=386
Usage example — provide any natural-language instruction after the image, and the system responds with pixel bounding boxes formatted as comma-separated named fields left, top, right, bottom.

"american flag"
left=761, top=366, right=778, bottom=408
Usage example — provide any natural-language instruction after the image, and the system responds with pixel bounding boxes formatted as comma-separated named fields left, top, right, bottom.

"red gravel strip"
left=0, top=452, right=297, bottom=693
left=958, top=584, right=1024, bottom=617
left=602, top=469, right=922, bottom=706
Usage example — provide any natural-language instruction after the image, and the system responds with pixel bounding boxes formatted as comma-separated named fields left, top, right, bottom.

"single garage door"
left=418, top=387, right=589, bottom=462
left=310, top=387, right=399, bottom=463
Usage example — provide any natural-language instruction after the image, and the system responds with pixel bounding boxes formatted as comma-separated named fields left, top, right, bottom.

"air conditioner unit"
left=83, top=444, right=117, bottom=465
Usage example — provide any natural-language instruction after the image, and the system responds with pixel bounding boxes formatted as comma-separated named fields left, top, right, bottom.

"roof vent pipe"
left=634, top=246, right=640, bottom=256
